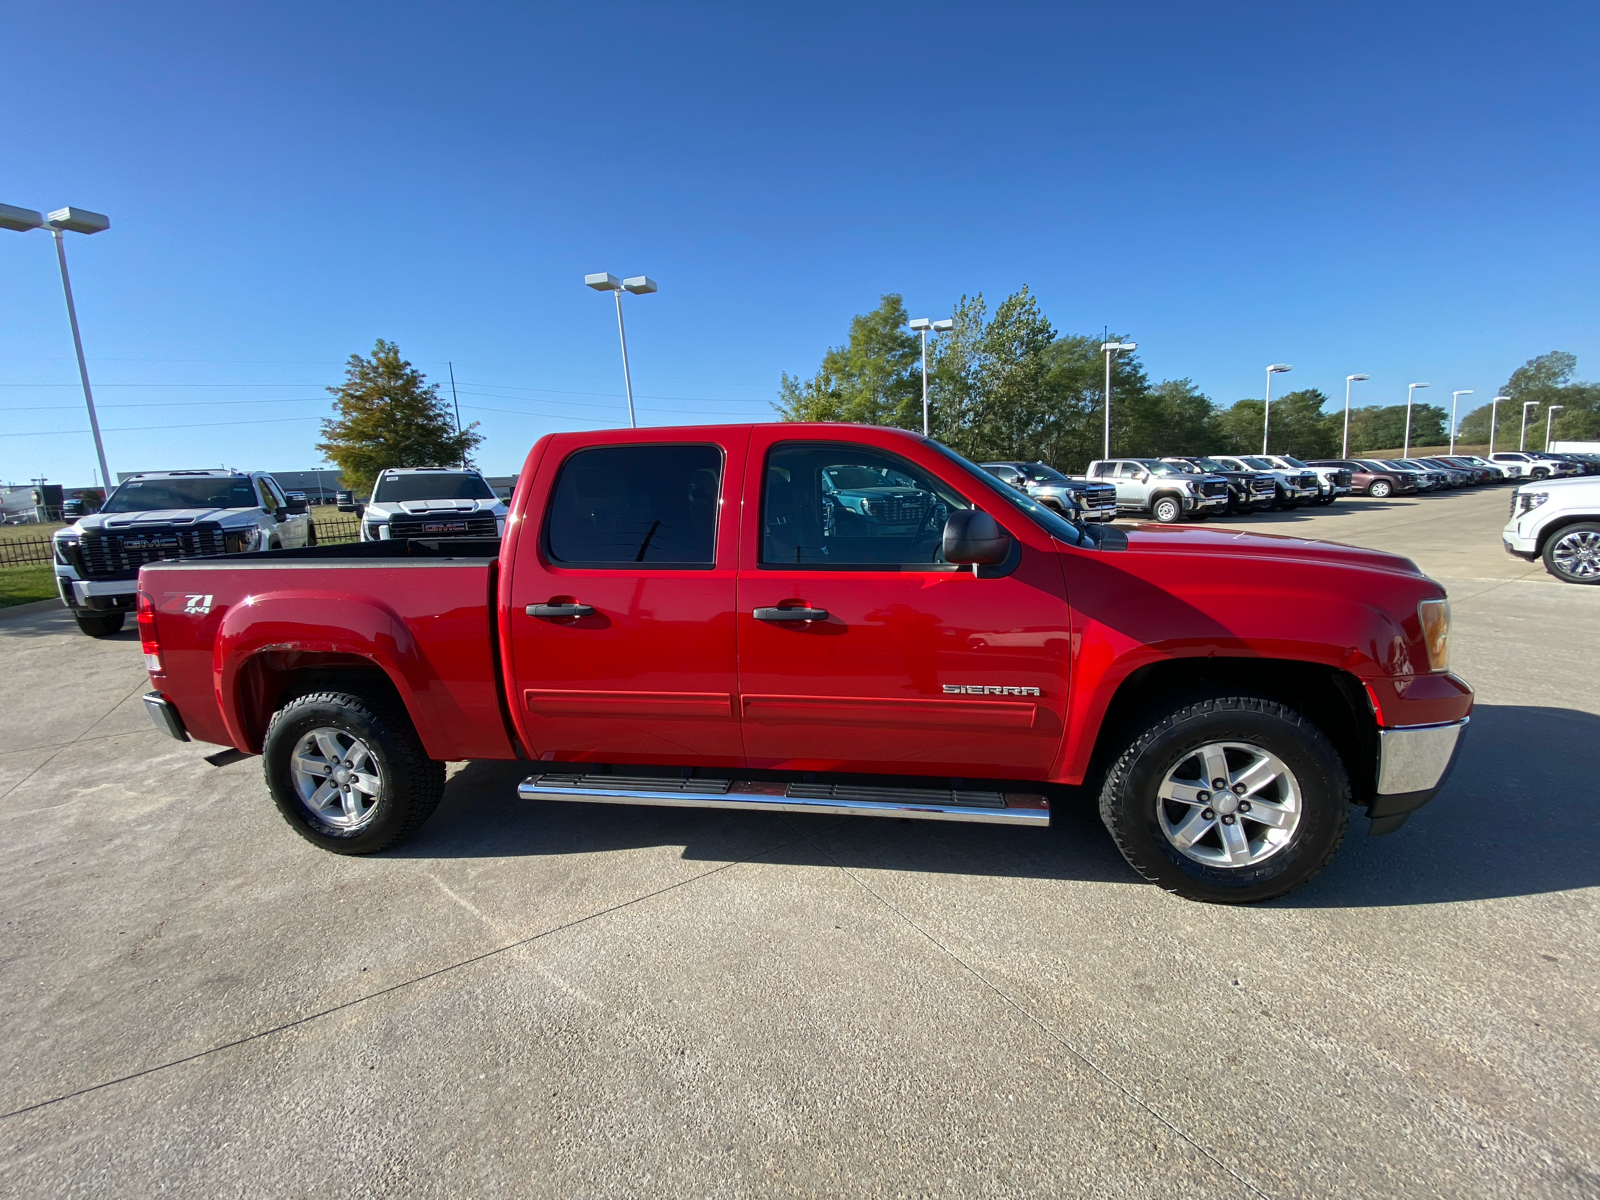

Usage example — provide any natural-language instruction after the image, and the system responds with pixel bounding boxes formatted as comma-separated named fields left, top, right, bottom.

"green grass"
left=0, top=564, right=59, bottom=609
left=0, top=521, right=66, bottom=546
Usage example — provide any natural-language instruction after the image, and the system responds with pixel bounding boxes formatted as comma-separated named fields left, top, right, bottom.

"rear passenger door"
left=506, top=433, right=746, bottom=766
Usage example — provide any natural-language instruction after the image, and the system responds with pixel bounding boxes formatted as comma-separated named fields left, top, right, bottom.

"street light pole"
left=585, top=273, right=658, bottom=429
left=1488, top=395, right=1506, bottom=455
left=1520, top=401, right=1538, bottom=450
left=908, top=317, right=954, bottom=437
left=1450, top=390, right=1473, bottom=455
left=1100, top=340, right=1138, bottom=460
left=1403, top=382, right=1431, bottom=458
left=1, top=203, right=113, bottom=489
left=1546, top=405, right=1564, bottom=452
left=1343, top=373, right=1369, bottom=459
left=1262, top=364, right=1293, bottom=455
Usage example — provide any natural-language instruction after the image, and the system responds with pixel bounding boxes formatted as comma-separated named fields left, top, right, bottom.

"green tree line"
left=777, top=291, right=1584, bottom=468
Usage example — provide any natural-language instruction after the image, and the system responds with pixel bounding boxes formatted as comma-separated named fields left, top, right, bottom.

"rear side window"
left=546, top=444, right=722, bottom=567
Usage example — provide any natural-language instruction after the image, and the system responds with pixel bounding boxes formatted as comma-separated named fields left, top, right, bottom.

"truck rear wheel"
left=263, top=691, right=445, bottom=854
left=1098, top=694, right=1351, bottom=903
left=75, top=611, right=125, bottom=637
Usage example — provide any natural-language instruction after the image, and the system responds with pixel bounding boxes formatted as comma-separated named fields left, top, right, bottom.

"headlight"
left=1417, top=599, right=1450, bottom=673
left=53, top=537, right=79, bottom=566
left=1518, top=491, right=1549, bottom=515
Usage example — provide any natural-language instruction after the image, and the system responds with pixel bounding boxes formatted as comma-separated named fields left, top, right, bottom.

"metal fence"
left=0, top=516, right=364, bottom=569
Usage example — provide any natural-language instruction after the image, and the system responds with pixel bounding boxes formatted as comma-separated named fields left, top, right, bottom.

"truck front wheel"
left=1151, top=496, right=1182, bottom=523
left=1098, top=694, right=1351, bottom=903
left=263, top=691, right=446, bottom=854
left=1543, top=522, right=1600, bottom=584
left=74, top=611, right=125, bottom=637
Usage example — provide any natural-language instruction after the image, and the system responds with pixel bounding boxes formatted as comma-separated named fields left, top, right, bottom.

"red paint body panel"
left=144, top=423, right=1472, bottom=786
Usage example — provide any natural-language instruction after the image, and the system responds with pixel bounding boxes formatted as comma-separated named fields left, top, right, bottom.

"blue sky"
left=3, top=1, right=1596, bottom=487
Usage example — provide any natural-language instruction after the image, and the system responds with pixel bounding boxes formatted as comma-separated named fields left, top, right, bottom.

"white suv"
left=1502, top=476, right=1600, bottom=584
left=52, top=469, right=313, bottom=637
left=345, top=467, right=508, bottom=542
left=1489, top=452, right=1576, bottom=481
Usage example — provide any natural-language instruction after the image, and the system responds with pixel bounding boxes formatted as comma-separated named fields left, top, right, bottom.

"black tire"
left=1151, top=495, right=1182, bottom=524
left=1531, top=469, right=1549, bottom=481
left=75, top=611, right=125, bottom=637
left=1098, top=694, right=1352, bottom=904
left=1543, top=522, right=1600, bottom=585
left=263, top=690, right=446, bottom=854
left=1316, top=494, right=1336, bottom=506
left=1368, top=479, right=1393, bottom=499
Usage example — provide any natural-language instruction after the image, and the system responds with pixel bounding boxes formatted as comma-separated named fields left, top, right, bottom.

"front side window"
left=1020, top=464, right=1068, bottom=483
left=1116, top=462, right=1143, bottom=479
left=546, top=444, right=721, bottom=567
left=762, top=442, right=967, bottom=568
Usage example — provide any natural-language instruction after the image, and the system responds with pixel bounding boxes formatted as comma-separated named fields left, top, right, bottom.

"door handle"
left=753, top=606, right=829, bottom=622
left=527, top=603, right=596, bottom=618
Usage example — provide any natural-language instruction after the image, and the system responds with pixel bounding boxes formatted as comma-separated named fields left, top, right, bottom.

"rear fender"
left=215, top=591, right=438, bottom=755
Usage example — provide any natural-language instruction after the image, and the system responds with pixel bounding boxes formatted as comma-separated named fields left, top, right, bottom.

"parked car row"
left=52, top=464, right=508, bottom=638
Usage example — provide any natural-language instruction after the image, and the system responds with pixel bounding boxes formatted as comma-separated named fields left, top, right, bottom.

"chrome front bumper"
left=1369, top=716, right=1468, bottom=834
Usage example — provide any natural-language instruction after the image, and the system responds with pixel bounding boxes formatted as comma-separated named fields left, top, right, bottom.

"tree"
left=929, top=288, right=1058, bottom=463
left=1343, top=403, right=1448, bottom=455
left=1457, top=352, right=1600, bottom=447
left=1121, top=378, right=1221, bottom=460
left=775, top=295, right=922, bottom=428
left=317, top=340, right=481, bottom=497
left=1217, top=389, right=1337, bottom=458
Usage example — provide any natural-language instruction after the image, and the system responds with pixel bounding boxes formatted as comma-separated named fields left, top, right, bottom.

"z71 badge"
left=943, top=684, right=1042, bottom=697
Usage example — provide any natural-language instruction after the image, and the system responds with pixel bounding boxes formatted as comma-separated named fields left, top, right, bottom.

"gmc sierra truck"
left=136, top=424, right=1471, bottom=904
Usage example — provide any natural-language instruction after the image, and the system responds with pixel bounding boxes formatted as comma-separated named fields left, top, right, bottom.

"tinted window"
left=102, top=477, right=258, bottom=513
left=1020, top=464, right=1068, bottom=482
left=547, top=444, right=721, bottom=566
left=762, top=442, right=967, bottom=568
left=372, top=472, right=497, bottom=502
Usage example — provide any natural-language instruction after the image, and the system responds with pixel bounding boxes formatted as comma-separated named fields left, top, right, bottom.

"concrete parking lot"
left=2, top=486, right=1596, bottom=1198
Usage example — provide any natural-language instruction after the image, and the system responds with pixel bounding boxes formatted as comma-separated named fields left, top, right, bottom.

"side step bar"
left=517, top=773, right=1050, bottom=826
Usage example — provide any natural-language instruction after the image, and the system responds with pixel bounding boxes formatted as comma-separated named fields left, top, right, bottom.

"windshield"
left=1139, top=461, right=1187, bottom=477
left=1191, top=458, right=1230, bottom=472
left=1163, top=460, right=1203, bottom=474
left=1240, top=456, right=1276, bottom=470
left=926, top=442, right=1085, bottom=546
left=1020, top=464, right=1069, bottom=483
left=1276, top=455, right=1308, bottom=468
left=371, top=473, right=496, bottom=502
left=102, top=477, right=258, bottom=513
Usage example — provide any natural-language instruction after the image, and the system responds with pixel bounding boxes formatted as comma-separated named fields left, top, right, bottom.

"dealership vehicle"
left=1372, top=460, right=1446, bottom=491
left=1502, top=476, right=1600, bottom=584
left=980, top=461, right=1117, bottom=521
left=1435, top=455, right=1511, bottom=483
left=1080, top=458, right=1230, bottom=522
left=342, top=467, right=509, bottom=542
left=1264, top=455, right=1352, bottom=506
left=1489, top=452, right=1577, bottom=480
left=1211, top=455, right=1320, bottom=508
left=52, top=470, right=312, bottom=638
left=1410, top=458, right=1476, bottom=488
left=1159, top=457, right=1277, bottom=514
left=1304, top=459, right=1415, bottom=499
left=136, top=423, right=1471, bottom=905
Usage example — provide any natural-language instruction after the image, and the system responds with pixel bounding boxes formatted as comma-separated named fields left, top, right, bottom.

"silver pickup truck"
left=1080, top=458, right=1230, bottom=523
left=979, top=461, right=1118, bottom=521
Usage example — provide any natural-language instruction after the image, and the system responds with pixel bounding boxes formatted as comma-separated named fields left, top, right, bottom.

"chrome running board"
left=517, top=773, right=1050, bottom=826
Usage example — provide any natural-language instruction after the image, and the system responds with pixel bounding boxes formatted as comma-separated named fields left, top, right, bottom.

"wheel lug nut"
left=1197, top=791, right=1210, bottom=803
left=1239, top=800, right=1252, bottom=813
left=1232, top=783, right=1246, bottom=794
left=1222, top=814, right=1237, bottom=825
left=1202, top=808, right=1215, bottom=820
left=1212, top=778, right=1226, bottom=789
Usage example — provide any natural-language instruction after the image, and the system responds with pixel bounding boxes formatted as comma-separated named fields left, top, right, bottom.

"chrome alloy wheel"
left=291, top=727, right=384, bottom=830
left=1156, top=741, right=1302, bottom=868
left=1552, top=529, right=1600, bottom=579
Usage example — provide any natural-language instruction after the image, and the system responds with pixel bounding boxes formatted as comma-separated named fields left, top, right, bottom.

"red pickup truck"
left=137, top=423, right=1471, bottom=903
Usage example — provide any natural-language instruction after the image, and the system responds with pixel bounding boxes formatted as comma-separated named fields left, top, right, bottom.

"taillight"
left=136, top=590, right=163, bottom=674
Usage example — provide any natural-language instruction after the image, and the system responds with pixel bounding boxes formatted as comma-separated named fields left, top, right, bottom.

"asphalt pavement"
left=1, top=486, right=1595, bottom=1198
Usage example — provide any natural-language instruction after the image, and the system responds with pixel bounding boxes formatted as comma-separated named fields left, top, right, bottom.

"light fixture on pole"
left=1262, top=364, right=1293, bottom=454
left=1100, top=340, right=1138, bottom=460
left=1449, top=390, right=1473, bottom=455
left=908, top=317, right=954, bottom=437
left=1520, top=400, right=1539, bottom=450
left=1402, top=382, right=1431, bottom=457
left=1487, top=395, right=1507, bottom=455
left=584, top=272, right=657, bottom=428
left=1545, top=405, right=1564, bottom=452
left=1342, top=374, right=1369, bottom=459
left=1, top=202, right=113, bottom=489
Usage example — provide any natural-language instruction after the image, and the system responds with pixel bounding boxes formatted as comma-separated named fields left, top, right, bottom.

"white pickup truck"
left=1503, top=476, right=1600, bottom=584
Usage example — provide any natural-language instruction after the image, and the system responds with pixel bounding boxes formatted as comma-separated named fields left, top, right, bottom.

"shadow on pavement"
left=399, top=703, right=1597, bottom=908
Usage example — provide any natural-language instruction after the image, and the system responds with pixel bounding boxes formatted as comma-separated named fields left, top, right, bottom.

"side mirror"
left=943, top=509, right=1011, bottom=565
left=336, top=490, right=356, bottom=513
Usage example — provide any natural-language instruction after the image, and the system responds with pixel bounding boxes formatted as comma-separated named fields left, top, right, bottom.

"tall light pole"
left=1546, top=405, right=1564, bottom=452
left=908, top=316, right=954, bottom=437
left=1488, top=395, right=1506, bottom=454
left=1449, top=389, right=1473, bottom=455
left=1343, top=373, right=1369, bottom=459
left=1, top=203, right=112, bottom=489
left=1262, top=364, right=1293, bottom=454
left=1100, top=340, right=1137, bottom=459
left=584, top=272, right=657, bottom=428
left=1403, top=382, right=1431, bottom=457
left=1520, top=401, right=1539, bottom=450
